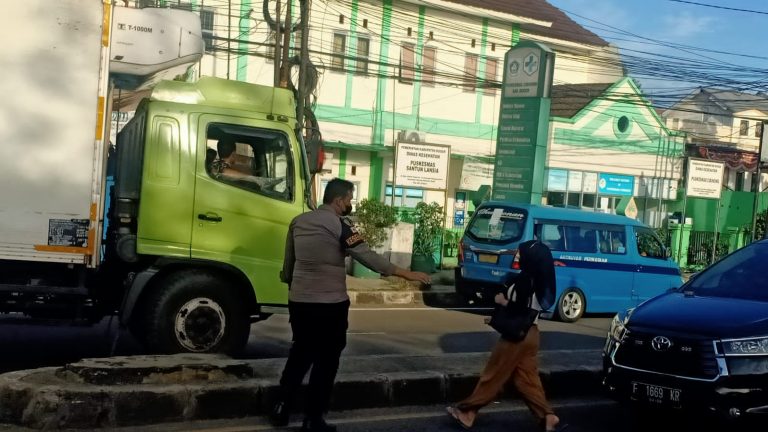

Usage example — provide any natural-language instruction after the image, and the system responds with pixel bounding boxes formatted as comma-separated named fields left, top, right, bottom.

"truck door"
left=191, top=117, right=302, bottom=305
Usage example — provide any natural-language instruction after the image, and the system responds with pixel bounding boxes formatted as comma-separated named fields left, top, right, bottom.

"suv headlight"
left=609, top=314, right=627, bottom=342
left=722, top=336, right=768, bottom=356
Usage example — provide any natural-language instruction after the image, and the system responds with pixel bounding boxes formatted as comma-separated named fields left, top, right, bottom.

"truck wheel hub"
left=174, top=297, right=226, bottom=352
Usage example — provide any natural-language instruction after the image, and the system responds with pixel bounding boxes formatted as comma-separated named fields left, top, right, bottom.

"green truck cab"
left=109, top=77, right=313, bottom=353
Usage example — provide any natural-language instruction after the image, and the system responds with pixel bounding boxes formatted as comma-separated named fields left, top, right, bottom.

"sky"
left=547, top=0, right=768, bottom=106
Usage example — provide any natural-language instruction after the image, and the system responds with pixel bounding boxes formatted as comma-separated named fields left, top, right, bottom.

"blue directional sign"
left=598, top=173, right=634, bottom=196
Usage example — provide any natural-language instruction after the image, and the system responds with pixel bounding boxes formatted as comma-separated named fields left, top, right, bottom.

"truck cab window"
left=205, top=124, right=293, bottom=201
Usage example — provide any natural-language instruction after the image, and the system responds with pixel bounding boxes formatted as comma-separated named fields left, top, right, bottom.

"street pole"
left=279, top=0, right=293, bottom=88
left=711, top=198, right=721, bottom=265
left=296, top=0, right=309, bottom=128
left=273, top=0, right=282, bottom=87
left=676, top=157, right=689, bottom=264
left=751, top=121, right=766, bottom=242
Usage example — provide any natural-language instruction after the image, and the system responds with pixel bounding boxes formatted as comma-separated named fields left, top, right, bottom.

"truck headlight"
left=722, top=336, right=768, bottom=356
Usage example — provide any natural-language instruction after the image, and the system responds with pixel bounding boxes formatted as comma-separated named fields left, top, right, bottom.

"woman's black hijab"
left=514, top=240, right=556, bottom=311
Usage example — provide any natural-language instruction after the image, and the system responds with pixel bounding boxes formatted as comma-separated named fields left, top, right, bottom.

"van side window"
left=635, top=227, right=665, bottom=259
left=204, top=123, right=293, bottom=201
left=536, top=223, right=565, bottom=251
left=598, top=228, right=626, bottom=254
left=535, top=222, right=598, bottom=253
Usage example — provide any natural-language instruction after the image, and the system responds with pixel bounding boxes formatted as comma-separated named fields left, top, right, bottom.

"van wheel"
left=140, top=270, right=250, bottom=355
left=555, top=288, right=585, bottom=323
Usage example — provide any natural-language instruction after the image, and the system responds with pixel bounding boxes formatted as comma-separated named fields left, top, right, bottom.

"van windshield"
left=466, top=206, right=527, bottom=244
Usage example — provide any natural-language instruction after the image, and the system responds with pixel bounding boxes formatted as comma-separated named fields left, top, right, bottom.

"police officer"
left=271, top=178, right=431, bottom=432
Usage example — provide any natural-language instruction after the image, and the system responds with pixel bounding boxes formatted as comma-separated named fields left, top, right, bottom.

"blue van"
left=456, top=202, right=683, bottom=322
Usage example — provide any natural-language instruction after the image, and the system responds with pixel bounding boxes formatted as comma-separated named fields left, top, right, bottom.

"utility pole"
left=279, top=0, right=293, bottom=88
left=296, top=0, right=310, bottom=128
left=751, top=121, right=766, bottom=242
left=273, top=0, right=282, bottom=87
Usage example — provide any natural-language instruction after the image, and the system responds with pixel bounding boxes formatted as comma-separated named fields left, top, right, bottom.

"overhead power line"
left=668, top=0, right=768, bottom=15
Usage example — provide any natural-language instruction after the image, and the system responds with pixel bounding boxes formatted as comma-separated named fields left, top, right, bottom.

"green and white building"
left=134, top=0, right=684, bottom=228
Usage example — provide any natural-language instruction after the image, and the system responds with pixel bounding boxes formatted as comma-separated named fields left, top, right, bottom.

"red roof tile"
left=440, top=0, right=608, bottom=47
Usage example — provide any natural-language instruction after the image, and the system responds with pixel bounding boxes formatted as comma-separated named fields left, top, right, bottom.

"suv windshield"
left=685, top=242, right=768, bottom=301
left=466, top=206, right=527, bottom=244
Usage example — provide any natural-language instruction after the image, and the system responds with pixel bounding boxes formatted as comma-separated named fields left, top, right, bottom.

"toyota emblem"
left=651, top=336, right=673, bottom=352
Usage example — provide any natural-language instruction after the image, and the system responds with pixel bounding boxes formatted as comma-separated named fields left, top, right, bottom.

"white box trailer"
left=0, top=0, right=202, bottom=268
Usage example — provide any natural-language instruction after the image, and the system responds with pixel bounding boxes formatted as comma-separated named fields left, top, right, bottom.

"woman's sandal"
left=544, top=422, right=569, bottom=432
left=445, top=406, right=472, bottom=430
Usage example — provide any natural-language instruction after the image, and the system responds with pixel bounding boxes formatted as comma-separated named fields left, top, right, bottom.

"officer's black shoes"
left=300, top=416, right=337, bottom=432
left=269, top=401, right=290, bottom=427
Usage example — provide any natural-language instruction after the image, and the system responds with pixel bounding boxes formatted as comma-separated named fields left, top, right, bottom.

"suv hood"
left=628, top=292, right=768, bottom=338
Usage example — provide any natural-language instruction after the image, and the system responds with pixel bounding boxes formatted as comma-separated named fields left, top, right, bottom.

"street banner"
left=459, top=156, right=494, bottom=191
left=686, top=158, right=725, bottom=199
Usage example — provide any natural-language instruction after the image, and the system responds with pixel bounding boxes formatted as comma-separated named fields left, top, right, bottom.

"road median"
left=0, top=350, right=603, bottom=430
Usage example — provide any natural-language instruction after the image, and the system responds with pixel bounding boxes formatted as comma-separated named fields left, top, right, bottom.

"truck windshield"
left=466, top=206, right=527, bottom=244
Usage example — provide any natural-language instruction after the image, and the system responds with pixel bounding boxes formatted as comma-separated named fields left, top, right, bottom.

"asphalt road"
left=84, top=397, right=747, bottom=432
left=0, top=307, right=612, bottom=373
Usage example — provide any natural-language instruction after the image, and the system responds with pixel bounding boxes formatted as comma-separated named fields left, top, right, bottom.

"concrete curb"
left=348, top=284, right=470, bottom=308
left=0, top=350, right=603, bottom=430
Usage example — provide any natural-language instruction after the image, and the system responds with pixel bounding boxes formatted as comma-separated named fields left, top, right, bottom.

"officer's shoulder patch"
left=340, top=217, right=364, bottom=248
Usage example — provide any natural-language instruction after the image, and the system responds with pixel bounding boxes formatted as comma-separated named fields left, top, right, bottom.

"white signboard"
left=686, top=158, right=725, bottom=199
left=503, top=47, right=541, bottom=98
left=395, top=143, right=450, bottom=189
left=761, top=127, right=768, bottom=163
left=460, top=158, right=494, bottom=191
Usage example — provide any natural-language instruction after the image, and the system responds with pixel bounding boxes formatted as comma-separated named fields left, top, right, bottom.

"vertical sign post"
left=684, top=158, right=725, bottom=264
left=492, top=41, right=555, bottom=204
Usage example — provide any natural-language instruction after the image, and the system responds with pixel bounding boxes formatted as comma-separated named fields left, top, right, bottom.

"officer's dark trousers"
left=278, top=300, right=350, bottom=419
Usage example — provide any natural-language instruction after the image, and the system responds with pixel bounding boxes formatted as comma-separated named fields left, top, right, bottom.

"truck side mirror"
left=299, top=109, right=324, bottom=175
left=305, top=137, right=324, bottom=175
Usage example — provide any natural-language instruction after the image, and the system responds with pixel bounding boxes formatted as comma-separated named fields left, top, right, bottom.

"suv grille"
left=614, top=330, right=719, bottom=379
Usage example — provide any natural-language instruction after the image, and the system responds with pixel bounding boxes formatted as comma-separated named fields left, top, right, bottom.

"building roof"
left=441, top=0, right=609, bottom=47
left=550, top=82, right=614, bottom=118
left=698, top=89, right=768, bottom=114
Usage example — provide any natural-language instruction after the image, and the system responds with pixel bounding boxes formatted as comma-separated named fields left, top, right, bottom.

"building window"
left=483, top=58, right=498, bottom=95
left=740, top=120, right=749, bottom=136
left=463, top=54, right=477, bottom=92
left=671, top=118, right=679, bottom=129
left=400, top=43, right=415, bottom=83
left=266, top=37, right=275, bottom=63
left=617, top=116, right=630, bottom=133
left=292, top=29, right=303, bottom=55
left=385, top=185, right=424, bottom=208
left=331, top=33, right=346, bottom=71
left=756, top=122, right=763, bottom=138
left=355, top=37, right=370, bottom=74
left=200, top=8, right=215, bottom=53
left=422, top=46, right=436, bottom=86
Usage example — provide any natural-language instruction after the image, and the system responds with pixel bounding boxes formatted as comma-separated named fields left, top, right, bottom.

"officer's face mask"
left=338, top=193, right=353, bottom=216
left=341, top=201, right=353, bottom=216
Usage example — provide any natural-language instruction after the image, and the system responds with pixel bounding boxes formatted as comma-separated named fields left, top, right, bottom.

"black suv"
left=602, top=239, right=768, bottom=420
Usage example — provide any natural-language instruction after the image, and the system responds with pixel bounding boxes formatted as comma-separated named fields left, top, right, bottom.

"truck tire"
left=140, top=271, right=250, bottom=354
left=554, top=287, right=585, bottom=323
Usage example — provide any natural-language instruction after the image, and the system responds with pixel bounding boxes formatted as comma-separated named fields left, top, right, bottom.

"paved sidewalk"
left=0, top=349, right=603, bottom=430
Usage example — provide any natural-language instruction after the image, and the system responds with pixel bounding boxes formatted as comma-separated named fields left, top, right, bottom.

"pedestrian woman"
left=446, top=240, right=567, bottom=432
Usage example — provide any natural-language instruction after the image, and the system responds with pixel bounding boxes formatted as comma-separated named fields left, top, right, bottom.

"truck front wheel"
left=140, top=271, right=250, bottom=354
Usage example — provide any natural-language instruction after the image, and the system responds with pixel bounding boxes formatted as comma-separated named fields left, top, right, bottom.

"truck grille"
left=614, top=331, right=719, bottom=379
